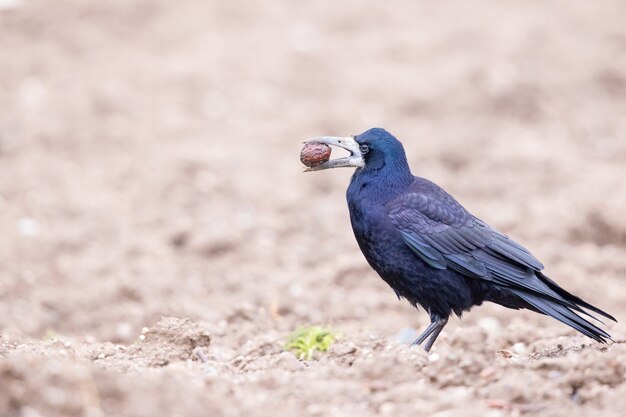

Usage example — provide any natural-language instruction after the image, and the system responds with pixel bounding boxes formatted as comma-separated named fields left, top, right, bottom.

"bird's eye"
left=360, top=144, right=370, bottom=155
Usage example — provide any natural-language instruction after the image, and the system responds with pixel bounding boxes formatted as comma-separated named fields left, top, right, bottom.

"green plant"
left=284, top=326, right=339, bottom=360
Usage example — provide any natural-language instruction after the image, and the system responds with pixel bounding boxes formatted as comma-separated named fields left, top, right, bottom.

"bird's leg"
left=410, top=317, right=440, bottom=347
left=411, top=315, right=449, bottom=351
left=422, top=317, right=448, bottom=352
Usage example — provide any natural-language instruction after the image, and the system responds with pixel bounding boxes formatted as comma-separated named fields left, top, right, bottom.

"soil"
left=1, top=1, right=626, bottom=416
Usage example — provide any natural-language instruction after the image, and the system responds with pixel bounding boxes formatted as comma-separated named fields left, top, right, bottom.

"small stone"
left=393, top=327, right=417, bottom=344
left=379, top=402, right=395, bottom=414
left=115, top=322, right=133, bottom=340
left=512, top=342, right=526, bottom=354
left=18, top=217, right=39, bottom=237
left=477, top=317, right=501, bottom=333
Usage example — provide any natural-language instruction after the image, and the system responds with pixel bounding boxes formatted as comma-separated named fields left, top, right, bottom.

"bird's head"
left=304, top=128, right=409, bottom=173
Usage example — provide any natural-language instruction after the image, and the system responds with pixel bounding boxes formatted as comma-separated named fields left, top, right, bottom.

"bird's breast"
left=348, top=198, right=407, bottom=274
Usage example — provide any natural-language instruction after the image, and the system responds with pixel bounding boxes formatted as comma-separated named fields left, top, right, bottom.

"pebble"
left=477, top=317, right=501, bottom=333
left=379, top=402, right=395, bottom=414
left=18, top=217, right=39, bottom=237
left=393, top=327, right=417, bottom=344
left=115, top=322, right=133, bottom=340
left=512, top=342, right=526, bottom=354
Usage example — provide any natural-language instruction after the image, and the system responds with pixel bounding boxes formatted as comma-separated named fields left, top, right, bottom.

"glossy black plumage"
left=340, top=128, right=615, bottom=351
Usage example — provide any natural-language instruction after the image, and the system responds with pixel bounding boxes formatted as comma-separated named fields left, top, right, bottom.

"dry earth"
left=1, top=0, right=626, bottom=416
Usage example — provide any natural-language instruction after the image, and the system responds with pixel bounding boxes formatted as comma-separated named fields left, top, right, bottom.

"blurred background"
left=1, top=1, right=626, bottom=416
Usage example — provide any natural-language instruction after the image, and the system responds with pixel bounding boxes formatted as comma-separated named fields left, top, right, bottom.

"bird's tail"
left=515, top=289, right=614, bottom=343
left=536, top=272, right=616, bottom=322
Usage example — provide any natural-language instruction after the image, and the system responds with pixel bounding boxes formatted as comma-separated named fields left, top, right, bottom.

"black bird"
left=305, top=128, right=615, bottom=351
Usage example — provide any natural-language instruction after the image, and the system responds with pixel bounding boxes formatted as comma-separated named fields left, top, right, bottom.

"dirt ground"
left=1, top=0, right=626, bottom=416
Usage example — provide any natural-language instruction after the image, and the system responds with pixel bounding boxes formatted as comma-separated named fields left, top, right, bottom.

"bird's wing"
left=386, top=190, right=544, bottom=277
left=386, top=188, right=615, bottom=325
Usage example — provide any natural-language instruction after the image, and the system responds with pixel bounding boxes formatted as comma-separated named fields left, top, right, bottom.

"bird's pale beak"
left=303, top=136, right=365, bottom=172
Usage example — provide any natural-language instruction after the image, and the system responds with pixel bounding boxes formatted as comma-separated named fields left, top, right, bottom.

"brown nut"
left=300, top=143, right=331, bottom=168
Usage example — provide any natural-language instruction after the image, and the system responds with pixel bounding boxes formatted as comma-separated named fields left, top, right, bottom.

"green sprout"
left=284, top=326, right=339, bottom=360
left=44, top=329, right=59, bottom=340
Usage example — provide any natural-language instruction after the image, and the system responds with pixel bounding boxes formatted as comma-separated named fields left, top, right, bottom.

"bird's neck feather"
left=348, top=157, right=414, bottom=204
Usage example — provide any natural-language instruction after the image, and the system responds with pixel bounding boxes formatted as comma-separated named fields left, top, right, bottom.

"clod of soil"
left=127, top=317, right=211, bottom=367
left=300, top=143, right=331, bottom=167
